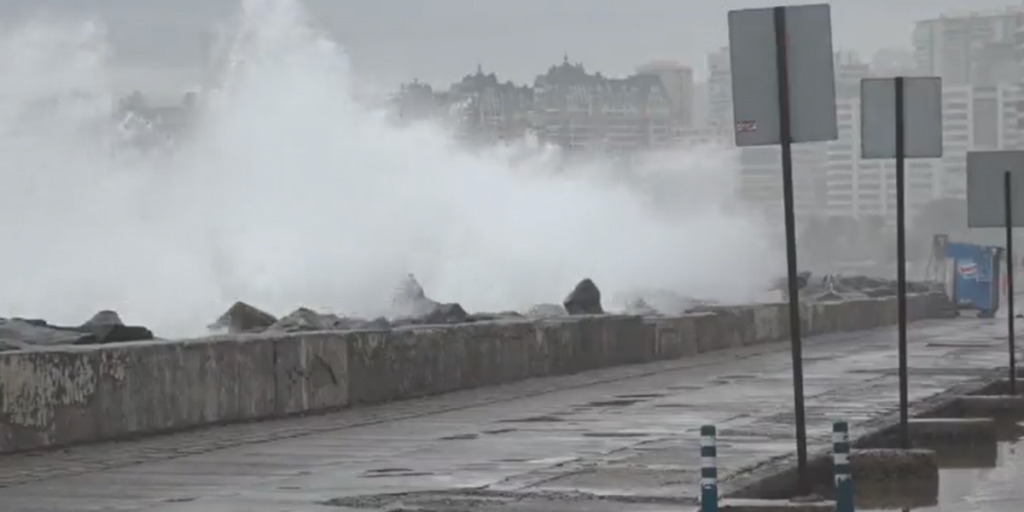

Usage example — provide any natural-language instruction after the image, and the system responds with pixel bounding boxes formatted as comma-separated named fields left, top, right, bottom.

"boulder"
left=209, top=301, right=277, bottom=334
left=393, top=302, right=469, bottom=326
left=389, top=274, right=471, bottom=325
left=563, top=278, right=603, bottom=315
left=467, top=311, right=523, bottom=322
left=75, top=309, right=154, bottom=344
left=335, top=316, right=392, bottom=330
left=81, top=310, right=123, bottom=329
left=267, top=307, right=338, bottom=332
left=389, top=274, right=439, bottom=318
left=0, top=319, right=90, bottom=346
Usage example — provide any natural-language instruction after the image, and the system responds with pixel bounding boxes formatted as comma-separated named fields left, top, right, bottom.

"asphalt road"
left=0, top=318, right=1010, bottom=512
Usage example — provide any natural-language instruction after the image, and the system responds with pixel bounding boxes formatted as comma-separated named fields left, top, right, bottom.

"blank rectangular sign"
left=728, top=4, right=838, bottom=147
left=966, top=150, right=1024, bottom=228
left=861, top=77, right=943, bottom=159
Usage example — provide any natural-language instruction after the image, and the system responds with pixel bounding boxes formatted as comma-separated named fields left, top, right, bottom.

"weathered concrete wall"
left=0, top=293, right=950, bottom=454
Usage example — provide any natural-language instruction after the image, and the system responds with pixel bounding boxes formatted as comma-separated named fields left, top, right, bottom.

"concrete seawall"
left=0, top=293, right=949, bottom=454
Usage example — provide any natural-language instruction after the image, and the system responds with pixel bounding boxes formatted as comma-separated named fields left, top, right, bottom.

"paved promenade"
left=0, top=318, right=1010, bottom=511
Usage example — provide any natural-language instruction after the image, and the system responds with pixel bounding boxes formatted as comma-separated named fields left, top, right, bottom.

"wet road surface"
left=0, top=318, right=1013, bottom=511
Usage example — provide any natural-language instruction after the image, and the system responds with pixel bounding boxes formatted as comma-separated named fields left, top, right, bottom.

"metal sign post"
left=1005, top=171, right=1016, bottom=394
left=860, top=76, right=942, bottom=448
left=728, top=3, right=837, bottom=492
left=967, top=150, right=1024, bottom=395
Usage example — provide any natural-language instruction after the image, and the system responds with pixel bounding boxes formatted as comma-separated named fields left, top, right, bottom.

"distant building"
left=447, top=66, right=534, bottom=144
left=870, top=47, right=918, bottom=76
left=823, top=97, right=939, bottom=219
left=531, top=56, right=679, bottom=153
left=706, top=47, right=733, bottom=131
left=913, top=7, right=1022, bottom=86
left=940, top=84, right=1021, bottom=196
left=635, top=61, right=695, bottom=127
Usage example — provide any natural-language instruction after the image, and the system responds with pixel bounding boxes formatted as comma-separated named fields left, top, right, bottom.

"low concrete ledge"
left=849, top=449, right=939, bottom=509
left=908, top=417, right=998, bottom=445
left=0, top=293, right=951, bottom=454
left=950, top=395, right=1024, bottom=421
left=719, top=498, right=835, bottom=512
left=849, top=448, right=937, bottom=484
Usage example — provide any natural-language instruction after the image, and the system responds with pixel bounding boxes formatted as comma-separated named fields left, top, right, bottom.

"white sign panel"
left=860, top=77, right=943, bottom=159
left=966, top=150, right=1024, bottom=228
left=728, top=4, right=838, bottom=147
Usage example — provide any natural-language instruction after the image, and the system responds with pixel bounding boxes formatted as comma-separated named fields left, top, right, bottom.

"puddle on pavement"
left=861, top=422, right=1024, bottom=511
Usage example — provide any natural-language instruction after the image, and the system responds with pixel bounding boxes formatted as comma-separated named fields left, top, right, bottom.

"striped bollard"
left=833, top=421, right=855, bottom=512
left=700, top=425, right=718, bottom=512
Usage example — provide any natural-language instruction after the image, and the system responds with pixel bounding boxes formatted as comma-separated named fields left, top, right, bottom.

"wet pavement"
left=0, top=317, right=1015, bottom=511
left=897, top=432, right=1024, bottom=512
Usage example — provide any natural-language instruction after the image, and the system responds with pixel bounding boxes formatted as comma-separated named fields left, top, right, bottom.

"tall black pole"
left=894, top=77, right=909, bottom=449
left=773, top=6, right=809, bottom=493
left=1005, top=170, right=1017, bottom=395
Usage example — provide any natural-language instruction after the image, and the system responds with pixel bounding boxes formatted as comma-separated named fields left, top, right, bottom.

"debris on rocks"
left=563, top=278, right=603, bottom=315
left=209, top=301, right=277, bottom=334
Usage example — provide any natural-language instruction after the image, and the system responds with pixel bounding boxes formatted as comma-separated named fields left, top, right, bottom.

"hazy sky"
left=1, top=0, right=1019, bottom=90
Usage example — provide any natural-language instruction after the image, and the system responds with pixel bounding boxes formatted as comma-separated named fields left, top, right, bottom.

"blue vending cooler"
left=945, top=241, right=1003, bottom=318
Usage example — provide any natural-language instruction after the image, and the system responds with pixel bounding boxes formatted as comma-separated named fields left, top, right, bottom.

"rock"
left=563, top=278, right=603, bottom=315
left=395, top=302, right=469, bottom=326
left=209, top=301, right=277, bottom=334
left=339, top=313, right=395, bottom=329
left=388, top=274, right=470, bottom=325
left=267, top=307, right=338, bottom=332
left=390, top=274, right=439, bottom=318
left=81, top=310, right=123, bottom=329
left=0, top=339, right=24, bottom=352
left=467, top=311, right=523, bottom=322
left=526, top=303, right=566, bottom=317
left=73, top=310, right=154, bottom=344
left=81, top=324, right=154, bottom=345
left=0, top=319, right=92, bottom=346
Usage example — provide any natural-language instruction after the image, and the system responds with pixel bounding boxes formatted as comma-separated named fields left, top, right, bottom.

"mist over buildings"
left=0, top=0, right=1017, bottom=335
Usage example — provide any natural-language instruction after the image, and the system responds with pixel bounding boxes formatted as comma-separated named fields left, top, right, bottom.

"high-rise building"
left=834, top=51, right=871, bottom=99
left=940, top=84, right=1022, bottom=196
left=706, top=47, right=732, bottom=130
left=636, top=61, right=695, bottom=128
left=870, top=48, right=918, bottom=76
left=824, top=98, right=940, bottom=219
left=913, top=7, right=1022, bottom=86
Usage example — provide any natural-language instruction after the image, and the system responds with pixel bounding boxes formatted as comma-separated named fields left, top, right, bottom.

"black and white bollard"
left=700, top=424, right=718, bottom=512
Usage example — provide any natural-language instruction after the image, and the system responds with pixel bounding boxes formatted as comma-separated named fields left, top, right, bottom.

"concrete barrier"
left=0, top=293, right=951, bottom=454
left=907, top=418, right=998, bottom=445
left=948, top=395, right=1024, bottom=421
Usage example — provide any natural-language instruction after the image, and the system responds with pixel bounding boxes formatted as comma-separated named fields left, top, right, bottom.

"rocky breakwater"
left=0, top=276, right=952, bottom=454
left=0, top=310, right=154, bottom=352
